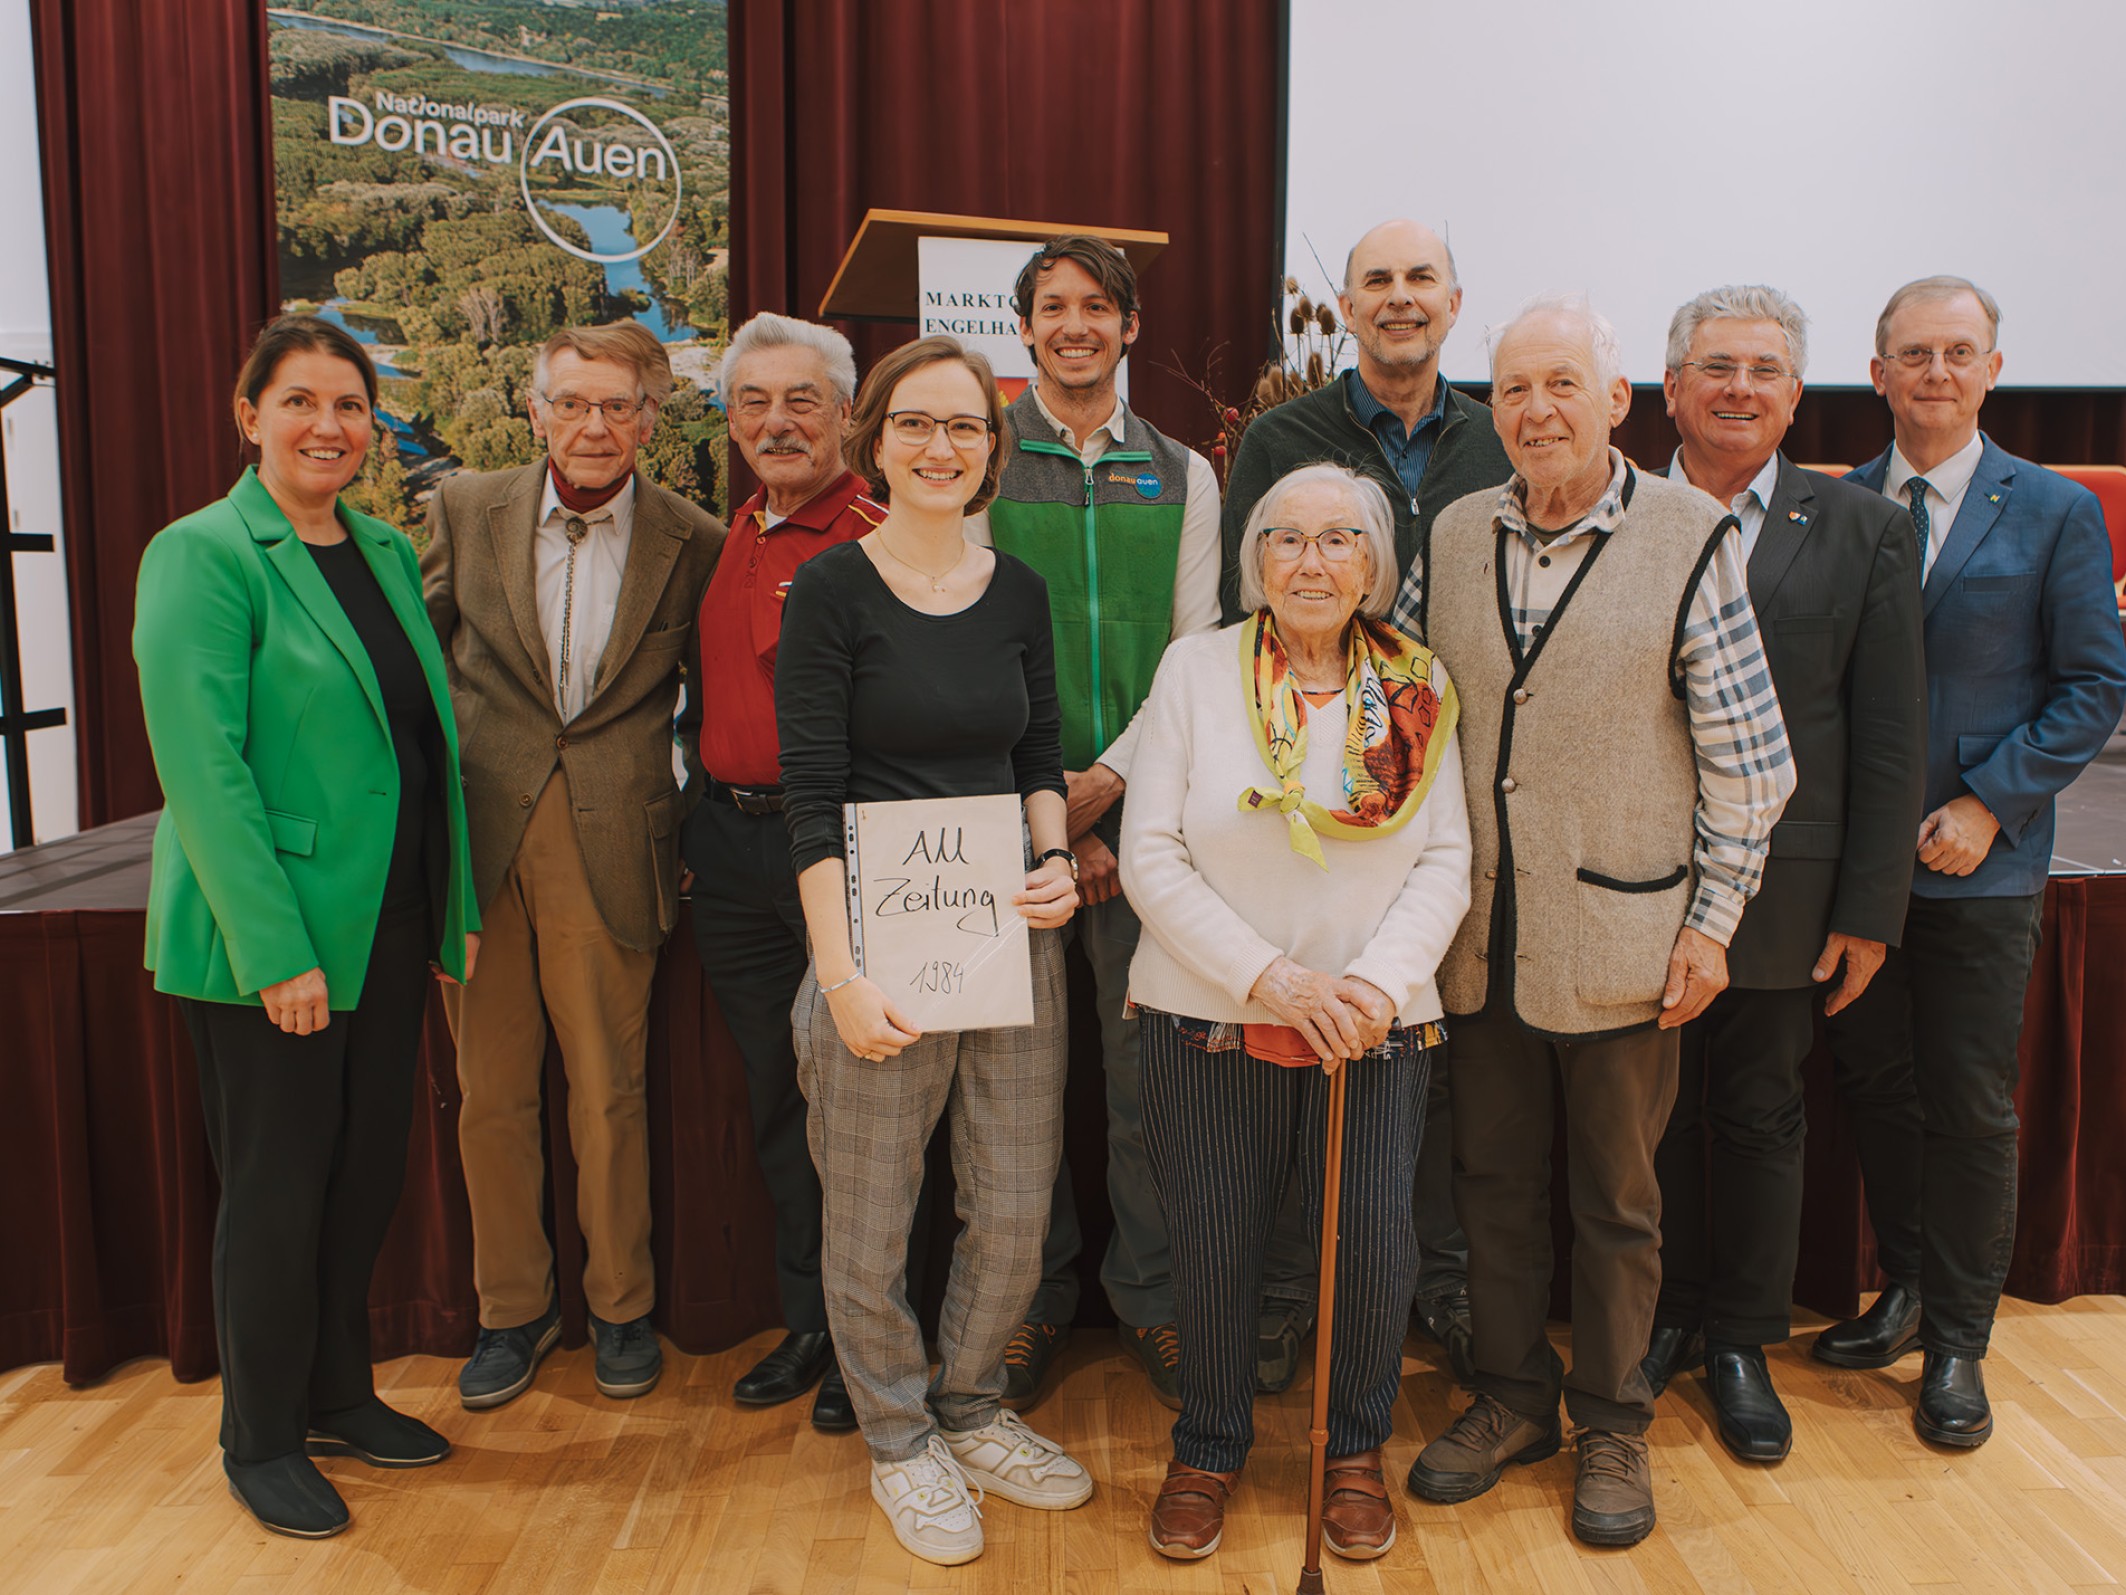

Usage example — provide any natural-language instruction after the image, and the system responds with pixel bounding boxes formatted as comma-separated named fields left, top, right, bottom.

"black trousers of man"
left=1652, top=985, right=1816, bottom=1347
left=1823, top=891, right=2043, bottom=1357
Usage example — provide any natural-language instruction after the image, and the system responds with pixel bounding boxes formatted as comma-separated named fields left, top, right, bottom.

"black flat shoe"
left=1916, top=1350, right=1992, bottom=1448
left=1638, top=1325, right=1704, bottom=1399
left=307, top=1397, right=452, bottom=1468
left=1704, top=1346, right=1792, bottom=1463
left=1813, top=1283, right=1922, bottom=1369
left=225, top=1452, right=350, bottom=1539
left=810, top=1361, right=857, bottom=1432
left=734, top=1330, right=833, bottom=1406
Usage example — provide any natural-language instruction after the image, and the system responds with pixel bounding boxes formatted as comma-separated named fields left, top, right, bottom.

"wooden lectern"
left=819, top=209, right=1167, bottom=322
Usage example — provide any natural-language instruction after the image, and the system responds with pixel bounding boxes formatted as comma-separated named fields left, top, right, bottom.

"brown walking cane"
left=1296, top=1054, right=1350, bottom=1595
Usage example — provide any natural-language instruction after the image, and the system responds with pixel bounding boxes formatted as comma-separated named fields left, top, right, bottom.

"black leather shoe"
left=1638, top=1325, right=1704, bottom=1398
left=1704, top=1345, right=1792, bottom=1463
left=1916, top=1350, right=1992, bottom=1448
left=1812, top=1283, right=1922, bottom=1369
left=733, top=1330, right=833, bottom=1406
left=810, top=1361, right=857, bottom=1432
left=225, top=1452, right=350, bottom=1539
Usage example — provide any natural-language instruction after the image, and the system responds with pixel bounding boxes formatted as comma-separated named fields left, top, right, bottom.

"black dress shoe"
left=734, top=1330, right=834, bottom=1406
left=1638, top=1325, right=1704, bottom=1398
left=225, top=1452, right=350, bottom=1539
left=1812, top=1283, right=1922, bottom=1369
left=307, top=1397, right=453, bottom=1467
left=810, top=1361, right=857, bottom=1432
left=1916, top=1350, right=1992, bottom=1448
left=1704, top=1345, right=1792, bottom=1463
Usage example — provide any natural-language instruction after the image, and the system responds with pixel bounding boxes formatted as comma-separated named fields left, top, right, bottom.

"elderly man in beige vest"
left=423, top=321, right=724, bottom=1411
left=1397, top=294, right=1793, bottom=1548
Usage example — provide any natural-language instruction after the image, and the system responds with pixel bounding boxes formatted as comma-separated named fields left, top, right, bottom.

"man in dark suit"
left=1639, top=286, right=1928, bottom=1462
left=1816, top=276, right=2126, bottom=1447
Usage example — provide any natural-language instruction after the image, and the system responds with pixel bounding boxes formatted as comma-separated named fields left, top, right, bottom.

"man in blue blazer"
left=1817, top=276, right=2126, bottom=1448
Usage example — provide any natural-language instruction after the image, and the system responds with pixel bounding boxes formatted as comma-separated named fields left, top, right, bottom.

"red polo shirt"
left=697, top=469, right=883, bottom=786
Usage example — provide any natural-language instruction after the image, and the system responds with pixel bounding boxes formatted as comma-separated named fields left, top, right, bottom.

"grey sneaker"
left=591, top=1312, right=663, bottom=1398
left=1255, top=1301, right=1313, bottom=1394
left=458, top=1302, right=561, bottom=1411
left=1413, top=1287, right=1477, bottom=1384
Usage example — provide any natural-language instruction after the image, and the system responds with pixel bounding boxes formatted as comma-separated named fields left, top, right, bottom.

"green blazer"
left=134, top=468, right=479, bottom=1007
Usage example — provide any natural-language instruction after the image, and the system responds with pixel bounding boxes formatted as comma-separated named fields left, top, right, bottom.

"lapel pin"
left=1788, top=510, right=1807, bottom=523
left=1989, top=492, right=2001, bottom=503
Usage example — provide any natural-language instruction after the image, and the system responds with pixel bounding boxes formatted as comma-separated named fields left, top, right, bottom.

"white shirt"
left=535, top=471, right=637, bottom=722
left=961, top=383, right=1223, bottom=779
left=1883, top=432, right=1984, bottom=584
left=1668, top=448, right=1782, bottom=564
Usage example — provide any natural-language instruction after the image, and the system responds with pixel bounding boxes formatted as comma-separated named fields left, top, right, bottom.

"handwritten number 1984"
left=910, top=959, right=966, bottom=995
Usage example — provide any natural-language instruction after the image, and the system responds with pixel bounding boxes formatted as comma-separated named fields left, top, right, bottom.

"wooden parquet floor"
left=4, top=1294, right=2125, bottom=1594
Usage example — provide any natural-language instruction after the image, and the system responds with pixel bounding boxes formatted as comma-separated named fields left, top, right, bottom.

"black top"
left=776, top=540, right=1065, bottom=874
left=309, top=537, right=439, bottom=918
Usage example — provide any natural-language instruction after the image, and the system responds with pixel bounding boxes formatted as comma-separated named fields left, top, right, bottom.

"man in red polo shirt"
left=685, top=312, right=881, bottom=1431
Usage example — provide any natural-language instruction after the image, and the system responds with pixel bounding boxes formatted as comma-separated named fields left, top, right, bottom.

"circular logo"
left=1134, top=473, right=1162, bottom=500
left=518, top=96, right=683, bottom=265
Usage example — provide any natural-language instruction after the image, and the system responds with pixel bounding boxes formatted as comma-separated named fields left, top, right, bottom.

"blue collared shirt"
left=1346, top=366, right=1450, bottom=511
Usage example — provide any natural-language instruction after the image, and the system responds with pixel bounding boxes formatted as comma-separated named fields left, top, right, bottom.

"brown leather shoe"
left=1405, top=1391, right=1562, bottom=1503
left=1320, top=1450, right=1396, bottom=1559
left=1571, top=1428, right=1655, bottom=1546
left=1148, top=1459, right=1236, bottom=1560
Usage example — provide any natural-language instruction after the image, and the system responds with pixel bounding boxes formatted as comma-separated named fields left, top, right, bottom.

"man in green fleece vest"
left=1225, top=218, right=1513, bottom=1395
left=964, top=235, right=1221, bottom=1409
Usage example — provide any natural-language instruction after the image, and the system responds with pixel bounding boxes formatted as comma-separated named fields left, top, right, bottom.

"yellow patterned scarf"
left=1237, top=610, right=1458, bottom=869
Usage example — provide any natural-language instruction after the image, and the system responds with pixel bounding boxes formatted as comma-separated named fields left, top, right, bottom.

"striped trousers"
left=1141, top=1009, right=1428, bottom=1474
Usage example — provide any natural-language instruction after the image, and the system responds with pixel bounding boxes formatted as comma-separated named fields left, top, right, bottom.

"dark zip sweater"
left=1218, top=377, right=1513, bottom=633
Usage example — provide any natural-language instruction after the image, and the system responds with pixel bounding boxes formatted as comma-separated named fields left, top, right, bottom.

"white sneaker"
left=870, top=1436, right=985, bottom=1565
left=940, top=1409, right=1094, bottom=1509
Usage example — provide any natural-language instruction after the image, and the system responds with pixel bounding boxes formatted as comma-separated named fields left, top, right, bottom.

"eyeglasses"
left=885, top=411, right=991, bottom=447
left=542, top=393, right=646, bottom=424
left=1679, top=359, right=1796, bottom=385
left=1260, top=526, right=1363, bottom=562
left=1885, top=343, right=1993, bottom=370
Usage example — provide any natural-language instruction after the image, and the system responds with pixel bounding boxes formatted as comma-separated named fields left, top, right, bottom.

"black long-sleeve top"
left=776, top=540, right=1066, bottom=875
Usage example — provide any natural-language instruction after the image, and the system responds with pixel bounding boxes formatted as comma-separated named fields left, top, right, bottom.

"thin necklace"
left=875, top=529, right=967, bottom=594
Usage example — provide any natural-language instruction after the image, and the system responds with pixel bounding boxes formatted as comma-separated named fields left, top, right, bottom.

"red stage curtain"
left=30, top=0, right=279, bottom=831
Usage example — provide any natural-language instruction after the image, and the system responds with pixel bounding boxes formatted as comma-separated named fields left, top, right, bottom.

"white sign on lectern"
left=915, top=236, right=1127, bottom=398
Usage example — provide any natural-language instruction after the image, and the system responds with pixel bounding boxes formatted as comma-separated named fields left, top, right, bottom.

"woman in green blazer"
left=134, top=316, right=479, bottom=1539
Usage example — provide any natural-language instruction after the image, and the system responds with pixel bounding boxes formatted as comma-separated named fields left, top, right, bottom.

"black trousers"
left=1824, top=890, right=2043, bottom=1357
left=1652, top=984, right=1816, bottom=1347
left=1140, top=1010, right=1427, bottom=1474
left=683, top=793, right=826, bottom=1334
left=181, top=907, right=431, bottom=1464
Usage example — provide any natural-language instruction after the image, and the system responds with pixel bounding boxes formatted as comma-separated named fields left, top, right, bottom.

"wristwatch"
left=1033, top=847, right=1079, bottom=883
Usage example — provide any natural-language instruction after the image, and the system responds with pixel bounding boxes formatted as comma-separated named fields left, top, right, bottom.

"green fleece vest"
left=988, top=389, right=1192, bottom=769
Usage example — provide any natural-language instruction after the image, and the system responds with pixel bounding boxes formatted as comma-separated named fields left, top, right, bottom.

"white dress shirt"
left=1668, top=448, right=1782, bottom=564
left=1883, top=432, right=1984, bottom=584
left=535, top=471, right=637, bottom=722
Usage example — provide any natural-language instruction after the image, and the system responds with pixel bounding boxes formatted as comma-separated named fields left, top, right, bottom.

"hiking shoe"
left=1256, top=1301, right=1313, bottom=1394
left=871, top=1435, right=985, bottom=1565
left=1406, top=1390, right=1562, bottom=1503
left=1413, top=1286, right=1477, bottom=1384
left=940, top=1408, right=1092, bottom=1509
left=1119, top=1322, right=1183, bottom=1411
left=590, top=1312, right=662, bottom=1398
left=1572, top=1427, right=1655, bottom=1546
left=999, top=1320, right=1070, bottom=1409
left=458, top=1302, right=560, bottom=1410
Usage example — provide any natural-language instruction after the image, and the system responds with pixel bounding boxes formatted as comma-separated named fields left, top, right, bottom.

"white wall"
left=1286, top=0, right=2126, bottom=387
left=0, top=0, right=78, bottom=849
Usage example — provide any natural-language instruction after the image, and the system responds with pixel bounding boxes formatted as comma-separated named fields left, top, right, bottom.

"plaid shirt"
left=1390, top=450, right=1793, bottom=945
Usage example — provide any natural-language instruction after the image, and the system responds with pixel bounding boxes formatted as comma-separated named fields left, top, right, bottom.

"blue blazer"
left=1850, top=436, right=2126, bottom=899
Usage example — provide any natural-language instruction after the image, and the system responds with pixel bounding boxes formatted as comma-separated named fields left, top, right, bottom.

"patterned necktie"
left=1906, top=477, right=1933, bottom=568
left=558, top=514, right=590, bottom=711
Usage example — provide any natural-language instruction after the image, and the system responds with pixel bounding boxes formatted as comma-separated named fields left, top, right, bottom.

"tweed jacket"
left=423, top=460, right=724, bottom=950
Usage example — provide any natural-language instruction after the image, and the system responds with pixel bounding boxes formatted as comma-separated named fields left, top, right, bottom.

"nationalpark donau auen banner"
left=268, top=1, right=731, bottom=526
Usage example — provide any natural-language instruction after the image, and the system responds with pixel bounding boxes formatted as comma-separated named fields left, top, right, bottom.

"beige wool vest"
left=1425, top=472, right=1731, bottom=1037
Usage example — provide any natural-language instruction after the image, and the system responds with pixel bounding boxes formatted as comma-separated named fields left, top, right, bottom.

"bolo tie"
left=557, top=514, right=590, bottom=708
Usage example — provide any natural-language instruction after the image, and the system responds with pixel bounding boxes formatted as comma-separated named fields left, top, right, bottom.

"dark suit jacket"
left=1659, top=456, right=1927, bottom=987
left=422, top=461, right=724, bottom=951
left=1850, top=436, right=2126, bottom=901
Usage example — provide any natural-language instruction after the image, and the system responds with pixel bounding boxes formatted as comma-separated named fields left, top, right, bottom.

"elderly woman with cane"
left=1121, top=461, right=1471, bottom=1561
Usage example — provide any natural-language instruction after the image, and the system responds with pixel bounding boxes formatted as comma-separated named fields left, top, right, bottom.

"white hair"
left=1236, top=462, right=1400, bottom=620
left=720, top=311, right=859, bottom=405
left=1666, top=284, right=1809, bottom=378
left=1487, top=291, right=1624, bottom=390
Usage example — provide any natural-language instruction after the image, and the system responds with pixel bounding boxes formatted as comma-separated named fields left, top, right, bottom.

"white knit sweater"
left=1118, top=625, right=1473, bottom=1025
